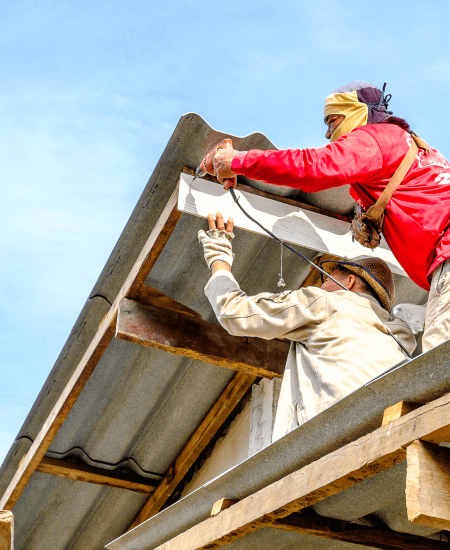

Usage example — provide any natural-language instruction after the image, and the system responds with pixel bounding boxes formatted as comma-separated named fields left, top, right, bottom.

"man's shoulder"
left=333, top=123, right=407, bottom=154
left=355, top=123, right=409, bottom=148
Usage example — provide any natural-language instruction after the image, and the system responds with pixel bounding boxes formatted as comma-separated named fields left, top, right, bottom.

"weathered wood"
left=135, top=285, right=201, bottom=319
left=178, top=172, right=407, bottom=277
left=182, top=167, right=352, bottom=223
left=116, top=298, right=289, bottom=379
left=128, top=371, right=256, bottom=530
left=382, top=401, right=421, bottom=426
left=211, top=499, right=239, bottom=517
left=406, top=440, right=450, bottom=530
left=270, top=512, right=448, bottom=550
left=298, top=253, right=342, bottom=289
left=0, top=511, right=13, bottom=550
left=151, top=392, right=450, bottom=550
left=36, top=457, right=157, bottom=494
left=125, top=204, right=182, bottom=297
left=0, top=183, right=182, bottom=511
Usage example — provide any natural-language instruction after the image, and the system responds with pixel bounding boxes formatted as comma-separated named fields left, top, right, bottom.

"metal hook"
left=277, top=242, right=286, bottom=287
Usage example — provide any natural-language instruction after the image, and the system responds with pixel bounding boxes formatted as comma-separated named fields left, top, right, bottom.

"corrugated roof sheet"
left=0, top=114, right=432, bottom=550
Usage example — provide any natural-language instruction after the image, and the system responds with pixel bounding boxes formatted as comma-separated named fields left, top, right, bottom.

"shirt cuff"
left=231, top=151, right=248, bottom=174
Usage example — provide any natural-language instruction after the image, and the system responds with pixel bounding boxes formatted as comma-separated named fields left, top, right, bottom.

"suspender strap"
left=365, top=139, right=419, bottom=221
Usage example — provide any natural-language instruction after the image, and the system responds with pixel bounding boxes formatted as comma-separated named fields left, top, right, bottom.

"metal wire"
left=229, top=187, right=412, bottom=359
left=229, top=188, right=348, bottom=288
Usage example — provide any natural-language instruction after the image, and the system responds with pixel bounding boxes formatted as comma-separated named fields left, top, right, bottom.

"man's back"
left=205, top=270, right=415, bottom=439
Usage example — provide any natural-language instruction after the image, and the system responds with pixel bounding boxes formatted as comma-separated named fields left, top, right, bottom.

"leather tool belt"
left=351, top=133, right=429, bottom=250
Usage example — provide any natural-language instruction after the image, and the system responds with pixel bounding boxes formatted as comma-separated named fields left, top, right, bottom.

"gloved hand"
left=198, top=212, right=235, bottom=270
left=198, top=228, right=235, bottom=270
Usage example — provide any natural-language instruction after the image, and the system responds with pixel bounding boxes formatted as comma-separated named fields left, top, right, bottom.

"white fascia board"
left=178, top=173, right=406, bottom=277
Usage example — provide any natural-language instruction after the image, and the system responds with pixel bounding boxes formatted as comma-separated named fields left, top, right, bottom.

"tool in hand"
left=195, top=138, right=237, bottom=190
left=195, top=139, right=411, bottom=358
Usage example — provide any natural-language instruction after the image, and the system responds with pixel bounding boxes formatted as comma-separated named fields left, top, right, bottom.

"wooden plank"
left=151, top=392, right=450, bottom=550
left=135, top=285, right=202, bottom=319
left=0, top=183, right=182, bottom=511
left=406, top=440, right=450, bottom=530
left=128, top=371, right=256, bottom=530
left=116, top=298, right=289, bottom=379
left=36, top=457, right=157, bottom=494
left=382, top=401, right=421, bottom=426
left=182, top=167, right=353, bottom=223
left=0, top=511, right=13, bottom=550
left=298, top=253, right=342, bottom=289
left=270, top=512, right=448, bottom=550
left=178, top=172, right=407, bottom=277
left=211, top=499, right=239, bottom=517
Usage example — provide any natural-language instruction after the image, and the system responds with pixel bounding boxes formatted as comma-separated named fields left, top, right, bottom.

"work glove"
left=198, top=228, right=235, bottom=270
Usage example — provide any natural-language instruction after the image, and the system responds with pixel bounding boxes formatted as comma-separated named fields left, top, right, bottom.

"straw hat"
left=319, top=256, right=395, bottom=311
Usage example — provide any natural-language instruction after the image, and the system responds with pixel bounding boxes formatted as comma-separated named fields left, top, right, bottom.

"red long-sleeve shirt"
left=231, top=123, right=450, bottom=290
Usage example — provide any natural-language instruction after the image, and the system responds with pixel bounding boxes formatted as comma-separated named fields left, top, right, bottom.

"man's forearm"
left=211, top=260, right=232, bottom=274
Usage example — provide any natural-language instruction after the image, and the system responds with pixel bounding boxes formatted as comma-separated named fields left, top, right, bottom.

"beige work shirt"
left=205, top=270, right=416, bottom=442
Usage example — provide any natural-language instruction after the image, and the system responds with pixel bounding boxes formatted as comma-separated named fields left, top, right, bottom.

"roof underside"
left=0, top=114, right=433, bottom=550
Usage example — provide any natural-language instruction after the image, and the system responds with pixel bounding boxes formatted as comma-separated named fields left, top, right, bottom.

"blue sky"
left=1, top=0, right=450, bottom=464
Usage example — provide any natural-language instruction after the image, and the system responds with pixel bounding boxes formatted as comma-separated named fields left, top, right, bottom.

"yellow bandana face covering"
left=324, top=90, right=369, bottom=142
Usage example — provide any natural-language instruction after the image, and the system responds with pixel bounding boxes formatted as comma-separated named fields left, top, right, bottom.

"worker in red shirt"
left=210, top=82, right=450, bottom=353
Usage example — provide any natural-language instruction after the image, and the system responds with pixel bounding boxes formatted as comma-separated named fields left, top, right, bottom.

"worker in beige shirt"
left=199, top=213, right=416, bottom=442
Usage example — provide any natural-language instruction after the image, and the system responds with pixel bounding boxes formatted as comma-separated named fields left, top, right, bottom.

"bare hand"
left=213, top=149, right=238, bottom=188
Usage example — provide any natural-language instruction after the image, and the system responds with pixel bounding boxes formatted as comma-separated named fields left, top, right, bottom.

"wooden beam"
left=128, top=371, right=256, bottom=530
left=150, top=392, right=450, bottom=550
left=0, top=183, right=182, bottom=511
left=182, top=167, right=353, bottom=223
left=116, top=298, right=289, bottom=379
left=298, top=253, right=342, bottom=289
left=36, top=457, right=158, bottom=495
left=382, top=401, right=421, bottom=427
left=135, top=285, right=202, bottom=319
left=270, top=512, right=448, bottom=550
left=0, top=511, right=13, bottom=550
left=406, top=440, right=450, bottom=530
left=178, top=172, right=407, bottom=277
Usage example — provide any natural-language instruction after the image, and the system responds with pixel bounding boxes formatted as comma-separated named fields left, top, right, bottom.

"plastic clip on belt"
left=228, top=187, right=412, bottom=359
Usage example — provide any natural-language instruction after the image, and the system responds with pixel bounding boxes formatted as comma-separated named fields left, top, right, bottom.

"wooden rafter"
left=36, top=457, right=158, bottom=495
left=135, top=285, right=202, bottom=319
left=270, top=512, right=448, bottom=550
left=0, top=183, right=183, bottom=511
left=116, top=298, right=289, bottom=379
left=148, top=391, right=450, bottom=550
left=127, top=371, right=256, bottom=530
